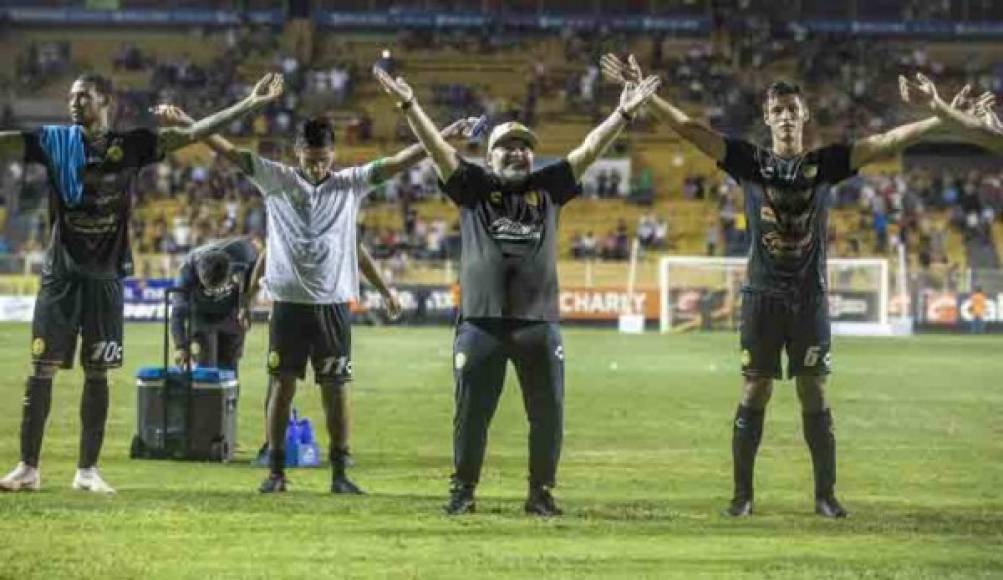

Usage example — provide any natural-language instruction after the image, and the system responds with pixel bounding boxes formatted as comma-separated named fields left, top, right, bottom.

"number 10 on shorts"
left=90, top=340, right=123, bottom=363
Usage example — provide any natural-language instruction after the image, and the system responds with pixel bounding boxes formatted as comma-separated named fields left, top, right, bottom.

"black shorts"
left=739, top=291, right=831, bottom=380
left=31, top=276, right=124, bottom=370
left=192, top=315, right=245, bottom=370
left=268, top=301, right=352, bottom=383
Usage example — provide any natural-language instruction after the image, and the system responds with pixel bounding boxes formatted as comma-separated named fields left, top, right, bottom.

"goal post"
left=658, top=256, right=895, bottom=336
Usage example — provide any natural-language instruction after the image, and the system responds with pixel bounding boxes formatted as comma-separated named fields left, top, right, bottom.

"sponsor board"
left=918, top=290, right=1003, bottom=331
left=665, top=288, right=881, bottom=331
left=558, top=287, right=658, bottom=320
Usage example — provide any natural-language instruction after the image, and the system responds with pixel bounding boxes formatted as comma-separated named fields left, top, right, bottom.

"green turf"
left=0, top=322, right=1001, bottom=579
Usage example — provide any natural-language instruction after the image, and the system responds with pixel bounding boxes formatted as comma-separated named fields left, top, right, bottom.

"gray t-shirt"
left=440, top=159, right=581, bottom=321
left=245, top=153, right=374, bottom=304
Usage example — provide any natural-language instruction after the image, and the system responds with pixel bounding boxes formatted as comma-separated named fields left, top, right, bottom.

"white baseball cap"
left=487, top=121, right=538, bottom=151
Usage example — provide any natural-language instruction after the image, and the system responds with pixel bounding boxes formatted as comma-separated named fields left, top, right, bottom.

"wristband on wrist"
left=399, top=98, right=414, bottom=112
left=617, top=108, right=634, bottom=123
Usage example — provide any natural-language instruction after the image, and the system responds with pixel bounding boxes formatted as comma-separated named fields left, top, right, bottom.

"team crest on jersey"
left=489, top=191, right=502, bottom=205
left=525, top=191, right=539, bottom=206
left=105, top=144, right=123, bottom=163
left=760, top=206, right=777, bottom=223
left=268, top=351, right=280, bottom=369
left=454, top=352, right=467, bottom=370
left=802, top=164, right=818, bottom=179
left=31, top=338, right=45, bottom=357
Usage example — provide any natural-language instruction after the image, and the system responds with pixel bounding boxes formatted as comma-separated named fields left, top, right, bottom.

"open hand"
left=373, top=66, right=414, bottom=103
left=173, top=347, right=190, bottom=367
left=150, top=104, right=195, bottom=127
left=899, top=72, right=942, bottom=111
left=601, top=53, right=644, bottom=85
left=238, top=307, right=251, bottom=331
left=441, top=117, right=481, bottom=140
left=619, top=75, right=662, bottom=116
left=249, top=73, right=284, bottom=106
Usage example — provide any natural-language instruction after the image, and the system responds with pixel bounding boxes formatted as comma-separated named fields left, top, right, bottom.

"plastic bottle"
left=285, top=410, right=300, bottom=467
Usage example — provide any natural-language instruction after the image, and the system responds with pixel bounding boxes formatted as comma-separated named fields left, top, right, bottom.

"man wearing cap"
left=374, top=66, right=660, bottom=516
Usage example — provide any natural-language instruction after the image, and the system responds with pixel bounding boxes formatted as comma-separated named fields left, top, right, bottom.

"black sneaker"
left=723, top=495, right=754, bottom=517
left=524, top=486, right=562, bottom=517
left=444, top=484, right=476, bottom=515
left=259, top=473, right=288, bottom=493
left=331, top=474, right=365, bottom=495
left=815, top=495, right=847, bottom=518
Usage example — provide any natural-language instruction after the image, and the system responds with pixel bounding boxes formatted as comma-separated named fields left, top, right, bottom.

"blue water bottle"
left=284, top=410, right=300, bottom=467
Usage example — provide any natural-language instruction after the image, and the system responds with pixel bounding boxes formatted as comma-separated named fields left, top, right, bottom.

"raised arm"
left=849, top=117, right=942, bottom=169
left=370, top=117, right=478, bottom=184
left=155, top=73, right=284, bottom=157
left=0, top=132, right=24, bottom=161
left=900, top=73, right=1003, bottom=154
left=151, top=104, right=253, bottom=174
left=566, top=75, right=660, bottom=180
left=357, top=241, right=401, bottom=320
left=373, top=67, right=460, bottom=182
left=601, top=54, right=726, bottom=162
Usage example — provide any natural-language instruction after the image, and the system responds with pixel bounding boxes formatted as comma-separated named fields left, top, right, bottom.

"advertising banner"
left=917, top=290, right=1001, bottom=332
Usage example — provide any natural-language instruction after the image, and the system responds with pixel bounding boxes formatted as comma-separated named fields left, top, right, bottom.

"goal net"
left=658, top=256, right=893, bottom=336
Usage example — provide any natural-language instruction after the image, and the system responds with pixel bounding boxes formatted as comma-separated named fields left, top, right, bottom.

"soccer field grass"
left=0, top=322, right=1001, bottom=579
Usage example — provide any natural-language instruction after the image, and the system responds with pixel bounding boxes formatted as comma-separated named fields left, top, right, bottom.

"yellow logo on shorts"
left=741, top=349, right=751, bottom=366
left=106, top=146, right=123, bottom=163
left=268, top=351, right=280, bottom=369
left=31, top=338, right=45, bottom=357
left=454, top=352, right=467, bottom=370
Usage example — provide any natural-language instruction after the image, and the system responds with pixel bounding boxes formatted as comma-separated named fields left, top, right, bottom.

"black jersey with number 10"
left=718, top=138, right=857, bottom=296
left=23, top=127, right=162, bottom=280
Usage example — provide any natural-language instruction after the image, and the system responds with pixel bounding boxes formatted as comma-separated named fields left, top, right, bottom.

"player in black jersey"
left=0, top=72, right=284, bottom=493
left=374, top=65, right=661, bottom=516
left=603, top=54, right=956, bottom=518
left=171, top=237, right=265, bottom=371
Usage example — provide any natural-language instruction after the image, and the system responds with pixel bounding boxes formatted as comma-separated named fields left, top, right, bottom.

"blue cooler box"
left=130, top=366, right=238, bottom=462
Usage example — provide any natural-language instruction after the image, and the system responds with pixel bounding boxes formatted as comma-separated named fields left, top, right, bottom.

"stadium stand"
left=1, top=1, right=1002, bottom=288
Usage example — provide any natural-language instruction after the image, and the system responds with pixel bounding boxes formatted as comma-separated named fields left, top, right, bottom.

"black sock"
left=732, top=404, right=765, bottom=501
left=330, top=446, right=349, bottom=477
left=803, top=408, right=836, bottom=499
left=269, top=447, right=285, bottom=476
left=20, top=377, right=52, bottom=468
left=79, top=377, right=109, bottom=468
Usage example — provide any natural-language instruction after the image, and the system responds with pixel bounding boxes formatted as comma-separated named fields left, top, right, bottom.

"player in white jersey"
left=153, top=105, right=473, bottom=494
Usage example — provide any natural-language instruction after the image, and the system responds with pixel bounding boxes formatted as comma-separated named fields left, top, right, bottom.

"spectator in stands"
left=969, top=286, right=988, bottom=334
left=705, top=217, right=718, bottom=256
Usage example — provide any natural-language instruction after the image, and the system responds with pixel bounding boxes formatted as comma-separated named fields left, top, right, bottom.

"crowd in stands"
left=694, top=165, right=1003, bottom=273
left=3, top=13, right=1003, bottom=277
